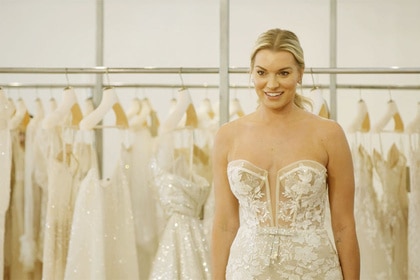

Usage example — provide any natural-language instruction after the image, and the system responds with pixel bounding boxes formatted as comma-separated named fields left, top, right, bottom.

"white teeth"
left=266, top=92, right=281, bottom=97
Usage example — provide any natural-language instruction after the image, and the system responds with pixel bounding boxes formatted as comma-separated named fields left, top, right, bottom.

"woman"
left=211, top=28, right=360, bottom=279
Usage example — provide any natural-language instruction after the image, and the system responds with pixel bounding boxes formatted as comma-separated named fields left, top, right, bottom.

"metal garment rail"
left=2, top=83, right=420, bottom=90
left=1, top=66, right=420, bottom=119
left=2, top=66, right=420, bottom=74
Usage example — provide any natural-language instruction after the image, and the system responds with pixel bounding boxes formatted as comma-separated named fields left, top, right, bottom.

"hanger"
left=83, top=97, right=95, bottom=116
left=405, top=102, right=420, bottom=134
left=9, top=97, right=30, bottom=130
left=348, top=94, right=370, bottom=133
left=33, top=97, right=45, bottom=121
left=229, top=98, right=245, bottom=119
left=371, top=94, right=404, bottom=133
left=126, top=96, right=142, bottom=121
left=160, top=87, right=195, bottom=133
left=7, top=97, right=16, bottom=119
left=199, top=97, right=215, bottom=120
left=79, top=86, right=129, bottom=130
left=129, top=97, right=156, bottom=130
left=42, top=87, right=83, bottom=129
left=0, top=88, right=9, bottom=130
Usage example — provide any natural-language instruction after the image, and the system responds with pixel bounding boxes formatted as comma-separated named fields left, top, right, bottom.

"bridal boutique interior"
left=1, top=0, right=420, bottom=279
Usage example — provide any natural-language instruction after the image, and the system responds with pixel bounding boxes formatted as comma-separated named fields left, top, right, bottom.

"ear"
left=298, top=68, right=304, bottom=84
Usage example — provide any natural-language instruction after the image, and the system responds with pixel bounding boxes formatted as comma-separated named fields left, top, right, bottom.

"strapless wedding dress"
left=226, top=159, right=342, bottom=280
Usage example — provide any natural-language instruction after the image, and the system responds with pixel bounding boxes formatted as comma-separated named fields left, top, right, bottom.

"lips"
left=265, top=91, right=283, bottom=97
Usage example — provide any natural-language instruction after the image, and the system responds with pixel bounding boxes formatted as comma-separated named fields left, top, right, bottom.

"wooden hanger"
left=348, top=99, right=370, bottom=133
left=160, top=88, right=195, bottom=133
left=308, top=87, right=330, bottom=119
left=42, top=87, right=83, bottom=129
left=0, top=88, right=9, bottom=130
left=33, top=97, right=45, bottom=121
left=129, top=97, right=151, bottom=128
left=79, top=86, right=128, bottom=130
left=371, top=99, right=404, bottom=133
left=49, top=96, right=57, bottom=112
left=126, top=97, right=142, bottom=120
left=83, top=97, right=95, bottom=116
left=7, top=97, right=16, bottom=119
left=9, top=98, right=30, bottom=131
left=200, top=97, right=215, bottom=120
left=405, top=101, right=420, bottom=134
left=229, top=98, right=245, bottom=120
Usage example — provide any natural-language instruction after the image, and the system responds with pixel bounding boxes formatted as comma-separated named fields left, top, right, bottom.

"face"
left=252, top=49, right=303, bottom=111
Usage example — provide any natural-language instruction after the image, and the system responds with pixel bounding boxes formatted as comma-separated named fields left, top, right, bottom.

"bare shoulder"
left=306, top=113, right=346, bottom=139
left=214, top=116, right=244, bottom=153
left=215, top=114, right=249, bottom=140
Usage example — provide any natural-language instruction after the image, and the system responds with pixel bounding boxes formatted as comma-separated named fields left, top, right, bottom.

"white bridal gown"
left=149, top=128, right=211, bottom=280
left=226, top=159, right=343, bottom=280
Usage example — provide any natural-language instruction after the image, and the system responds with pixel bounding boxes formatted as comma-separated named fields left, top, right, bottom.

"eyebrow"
left=254, top=66, right=293, bottom=72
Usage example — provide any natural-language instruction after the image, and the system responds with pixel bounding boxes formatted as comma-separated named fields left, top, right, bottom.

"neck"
left=256, top=103, right=299, bottom=124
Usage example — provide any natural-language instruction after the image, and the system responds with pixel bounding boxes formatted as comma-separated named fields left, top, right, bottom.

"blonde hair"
left=250, top=28, right=311, bottom=109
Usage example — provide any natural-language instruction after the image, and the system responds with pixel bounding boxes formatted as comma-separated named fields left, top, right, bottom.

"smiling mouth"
left=265, top=91, right=283, bottom=97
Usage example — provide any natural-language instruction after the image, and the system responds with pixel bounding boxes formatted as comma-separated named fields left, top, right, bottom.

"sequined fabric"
left=226, top=159, right=342, bottom=280
left=149, top=129, right=211, bottom=280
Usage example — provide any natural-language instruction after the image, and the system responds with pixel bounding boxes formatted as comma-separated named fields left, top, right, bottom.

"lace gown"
left=353, top=145, right=388, bottom=279
left=408, top=140, right=420, bottom=279
left=373, top=145, right=408, bottom=280
left=226, top=159, right=342, bottom=280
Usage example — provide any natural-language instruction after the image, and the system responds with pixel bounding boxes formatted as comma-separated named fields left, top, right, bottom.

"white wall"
left=1, top=0, right=419, bottom=176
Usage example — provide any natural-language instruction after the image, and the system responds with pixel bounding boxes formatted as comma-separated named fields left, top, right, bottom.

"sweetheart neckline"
left=228, top=159, right=326, bottom=174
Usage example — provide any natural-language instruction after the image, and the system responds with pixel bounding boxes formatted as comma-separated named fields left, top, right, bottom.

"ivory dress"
left=64, top=133, right=139, bottom=280
left=226, top=159, right=343, bottom=280
left=373, top=145, right=408, bottom=280
left=353, top=145, right=388, bottom=279
left=149, top=128, right=211, bottom=280
left=0, top=94, right=11, bottom=279
left=408, top=139, right=420, bottom=279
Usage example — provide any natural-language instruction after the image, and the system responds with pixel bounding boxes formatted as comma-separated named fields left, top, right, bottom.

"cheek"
left=253, top=79, right=266, bottom=89
left=283, top=79, right=299, bottom=88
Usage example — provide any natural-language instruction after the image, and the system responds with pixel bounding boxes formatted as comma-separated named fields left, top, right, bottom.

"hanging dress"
left=20, top=109, right=46, bottom=279
left=64, top=130, right=139, bottom=280
left=408, top=135, right=420, bottom=279
left=120, top=126, right=159, bottom=280
left=0, top=93, right=12, bottom=279
left=149, top=128, right=212, bottom=280
left=41, top=127, right=80, bottom=280
left=373, top=144, right=408, bottom=280
left=4, top=125, right=32, bottom=280
left=353, top=145, right=388, bottom=279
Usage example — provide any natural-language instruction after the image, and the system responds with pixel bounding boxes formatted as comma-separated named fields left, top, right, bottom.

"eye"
left=256, top=70, right=265, bottom=76
left=278, top=71, right=290, bottom=76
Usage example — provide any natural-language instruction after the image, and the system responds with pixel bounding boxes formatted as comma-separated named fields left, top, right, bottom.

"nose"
left=266, top=75, right=279, bottom=89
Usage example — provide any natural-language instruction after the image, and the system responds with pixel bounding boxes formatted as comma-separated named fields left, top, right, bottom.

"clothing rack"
left=2, top=83, right=420, bottom=90
left=2, top=66, right=420, bottom=175
left=1, top=66, right=420, bottom=74
left=1, top=66, right=420, bottom=121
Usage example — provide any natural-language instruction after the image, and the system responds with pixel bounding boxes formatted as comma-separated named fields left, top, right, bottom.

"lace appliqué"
left=226, top=160, right=342, bottom=280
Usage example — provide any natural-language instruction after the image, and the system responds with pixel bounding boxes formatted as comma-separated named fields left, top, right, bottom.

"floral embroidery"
left=226, top=160, right=342, bottom=280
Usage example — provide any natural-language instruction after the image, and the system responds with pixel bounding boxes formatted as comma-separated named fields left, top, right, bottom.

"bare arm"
left=325, top=122, right=360, bottom=280
left=211, top=124, right=240, bottom=280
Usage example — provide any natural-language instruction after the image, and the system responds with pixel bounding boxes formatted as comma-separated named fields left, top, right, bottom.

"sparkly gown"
left=149, top=128, right=211, bottom=280
left=0, top=95, right=11, bottom=279
left=408, top=137, right=420, bottom=279
left=64, top=133, right=139, bottom=280
left=226, top=159, right=343, bottom=280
